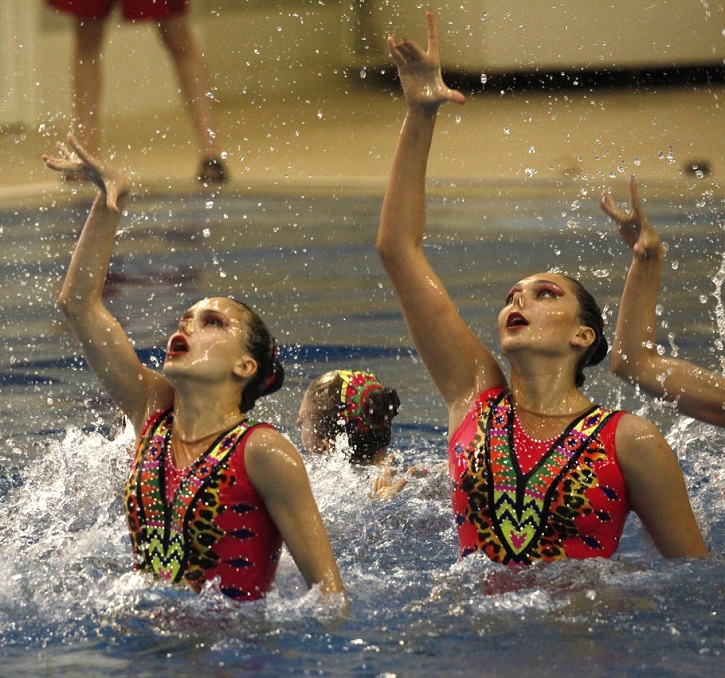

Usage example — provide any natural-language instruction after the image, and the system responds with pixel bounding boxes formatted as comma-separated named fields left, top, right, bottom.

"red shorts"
left=47, top=0, right=187, bottom=21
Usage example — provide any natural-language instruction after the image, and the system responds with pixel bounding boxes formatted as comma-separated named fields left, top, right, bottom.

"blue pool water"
left=0, top=184, right=723, bottom=675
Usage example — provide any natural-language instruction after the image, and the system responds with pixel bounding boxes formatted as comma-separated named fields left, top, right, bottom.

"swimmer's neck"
left=171, top=388, right=245, bottom=440
left=508, top=368, right=590, bottom=415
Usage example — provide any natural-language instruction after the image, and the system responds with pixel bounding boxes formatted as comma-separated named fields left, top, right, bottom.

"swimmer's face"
left=497, top=272, right=590, bottom=359
left=163, top=297, right=257, bottom=383
left=297, top=388, right=330, bottom=455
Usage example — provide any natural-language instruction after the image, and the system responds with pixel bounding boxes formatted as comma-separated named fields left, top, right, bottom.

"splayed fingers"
left=387, top=11, right=465, bottom=111
left=601, top=176, right=660, bottom=257
left=44, top=134, right=130, bottom=212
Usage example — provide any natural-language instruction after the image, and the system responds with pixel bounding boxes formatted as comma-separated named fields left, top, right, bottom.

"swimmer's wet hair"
left=306, top=370, right=400, bottom=463
left=230, top=298, right=284, bottom=412
left=561, top=275, right=609, bottom=388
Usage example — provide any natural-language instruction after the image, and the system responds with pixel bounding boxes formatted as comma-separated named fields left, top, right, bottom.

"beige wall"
left=3, top=1, right=346, bottom=127
left=352, top=1, right=725, bottom=72
left=3, top=1, right=724, bottom=128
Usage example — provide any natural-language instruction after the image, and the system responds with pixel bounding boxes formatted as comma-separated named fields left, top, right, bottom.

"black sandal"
left=197, top=157, right=228, bottom=186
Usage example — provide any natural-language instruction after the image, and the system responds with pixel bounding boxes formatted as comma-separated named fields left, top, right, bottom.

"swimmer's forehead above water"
left=178, top=297, right=249, bottom=326
left=504, top=273, right=571, bottom=299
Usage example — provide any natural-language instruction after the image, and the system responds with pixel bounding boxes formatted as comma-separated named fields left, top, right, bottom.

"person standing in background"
left=47, top=0, right=228, bottom=185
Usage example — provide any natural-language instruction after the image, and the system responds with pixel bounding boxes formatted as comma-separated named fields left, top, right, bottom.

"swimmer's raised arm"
left=603, top=177, right=725, bottom=427
left=48, top=136, right=172, bottom=434
left=377, top=12, right=505, bottom=427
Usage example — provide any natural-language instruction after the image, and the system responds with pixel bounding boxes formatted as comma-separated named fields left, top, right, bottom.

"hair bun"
left=365, top=386, right=401, bottom=423
left=587, top=333, right=609, bottom=367
left=261, top=359, right=285, bottom=397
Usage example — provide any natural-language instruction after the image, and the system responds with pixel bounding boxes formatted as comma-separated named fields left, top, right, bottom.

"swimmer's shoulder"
left=245, top=425, right=308, bottom=491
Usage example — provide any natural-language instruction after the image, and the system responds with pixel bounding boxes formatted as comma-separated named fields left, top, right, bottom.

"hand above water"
left=387, top=11, right=465, bottom=114
left=43, top=134, right=131, bottom=212
left=600, top=175, right=663, bottom=260
left=370, top=454, right=409, bottom=500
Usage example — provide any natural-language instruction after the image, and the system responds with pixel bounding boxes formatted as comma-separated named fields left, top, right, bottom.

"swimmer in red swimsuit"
left=376, top=12, right=709, bottom=562
left=45, top=135, right=346, bottom=605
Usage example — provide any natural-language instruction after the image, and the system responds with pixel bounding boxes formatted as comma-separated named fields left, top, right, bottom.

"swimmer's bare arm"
left=47, top=136, right=173, bottom=434
left=615, top=414, right=709, bottom=558
left=245, top=428, right=348, bottom=610
left=603, top=177, right=725, bottom=426
left=377, top=12, right=506, bottom=425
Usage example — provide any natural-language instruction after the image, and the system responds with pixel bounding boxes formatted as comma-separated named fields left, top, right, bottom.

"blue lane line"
left=3, top=344, right=420, bottom=383
left=3, top=334, right=717, bottom=388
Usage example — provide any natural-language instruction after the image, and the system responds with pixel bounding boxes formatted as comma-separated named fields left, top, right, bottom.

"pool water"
left=0, top=185, right=723, bottom=675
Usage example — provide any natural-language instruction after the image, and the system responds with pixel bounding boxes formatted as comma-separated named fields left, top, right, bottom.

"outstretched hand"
left=370, top=454, right=408, bottom=500
left=43, top=135, right=130, bottom=212
left=600, top=175, right=662, bottom=259
left=388, top=11, right=465, bottom=113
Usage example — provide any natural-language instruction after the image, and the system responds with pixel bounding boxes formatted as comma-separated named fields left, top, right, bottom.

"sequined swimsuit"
left=448, top=387, right=630, bottom=564
left=125, top=409, right=283, bottom=600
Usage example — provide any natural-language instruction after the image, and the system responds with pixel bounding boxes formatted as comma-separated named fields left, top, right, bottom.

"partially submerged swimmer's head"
left=299, top=370, right=400, bottom=464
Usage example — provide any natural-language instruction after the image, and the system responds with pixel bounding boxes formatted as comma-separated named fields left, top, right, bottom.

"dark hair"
left=561, top=275, right=609, bottom=388
left=305, top=370, right=400, bottom=464
left=232, top=299, right=284, bottom=412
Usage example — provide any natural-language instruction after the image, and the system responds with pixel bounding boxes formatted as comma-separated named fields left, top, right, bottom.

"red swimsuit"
left=125, top=409, right=283, bottom=600
left=448, top=387, right=630, bottom=564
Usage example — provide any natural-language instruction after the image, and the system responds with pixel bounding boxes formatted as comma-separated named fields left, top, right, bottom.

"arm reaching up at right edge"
left=376, top=11, right=506, bottom=433
left=603, top=176, right=725, bottom=427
